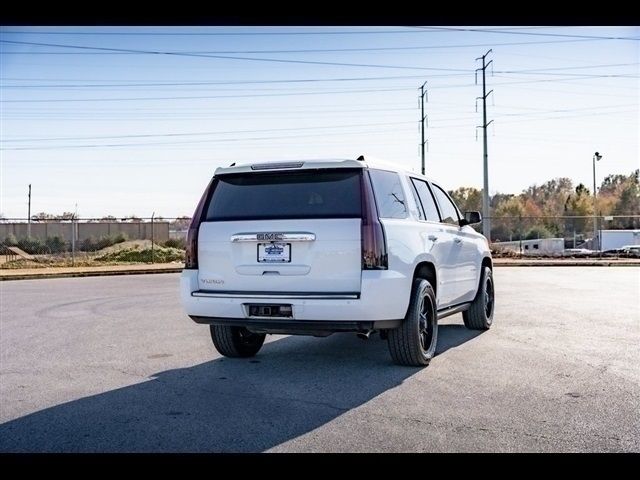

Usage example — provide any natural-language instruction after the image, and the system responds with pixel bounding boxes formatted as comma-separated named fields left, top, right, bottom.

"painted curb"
left=0, top=268, right=183, bottom=281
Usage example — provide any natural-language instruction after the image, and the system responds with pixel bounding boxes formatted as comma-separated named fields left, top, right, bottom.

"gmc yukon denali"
left=180, top=156, right=494, bottom=366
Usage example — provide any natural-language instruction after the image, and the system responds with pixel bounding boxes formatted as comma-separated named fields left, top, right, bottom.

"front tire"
left=463, top=266, right=495, bottom=330
left=210, top=325, right=266, bottom=358
left=387, top=278, right=438, bottom=366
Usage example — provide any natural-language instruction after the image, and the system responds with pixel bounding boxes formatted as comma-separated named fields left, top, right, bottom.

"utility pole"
left=71, top=212, right=75, bottom=267
left=71, top=202, right=78, bottom=266
left=27, top=184, right=31, bottom=237
left=151, top=212, right=155, bottom=264
left=476, top=50, right=494, bottom=241
left=419, top=81, right=428, bottom=175
left=593, top=152, right=602, bottom=251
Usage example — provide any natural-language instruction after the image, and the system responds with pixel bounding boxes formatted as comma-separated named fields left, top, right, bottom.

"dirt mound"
left=98, top=239, right=153, bottom=254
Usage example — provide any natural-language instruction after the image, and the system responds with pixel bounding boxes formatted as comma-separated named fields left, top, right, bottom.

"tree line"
left=449, top=169, right=639, bottom=241
left=2, top=171, right=638, bottom=243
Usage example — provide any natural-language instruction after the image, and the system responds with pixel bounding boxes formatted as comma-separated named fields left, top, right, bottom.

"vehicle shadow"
left=0, top=324, right=483, bottom=452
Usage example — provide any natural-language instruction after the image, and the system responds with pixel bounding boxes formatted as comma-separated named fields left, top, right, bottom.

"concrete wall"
left=0, top=222, right=169, bottom=243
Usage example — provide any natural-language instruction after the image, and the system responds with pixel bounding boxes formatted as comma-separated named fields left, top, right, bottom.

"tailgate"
left=196, top=168, right=363, bottom=294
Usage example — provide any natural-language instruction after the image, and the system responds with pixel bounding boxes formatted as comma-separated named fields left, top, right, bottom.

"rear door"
left=410, top=178, right=459, bottom=307
left=197, top=168, right=363, bottom=294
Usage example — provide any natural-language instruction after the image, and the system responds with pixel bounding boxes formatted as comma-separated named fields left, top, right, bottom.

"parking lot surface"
left=1, top=267, right=638, bottom=452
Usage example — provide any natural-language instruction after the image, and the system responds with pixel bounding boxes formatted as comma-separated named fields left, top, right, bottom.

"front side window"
left=368, top=169, right=408, bottom=219
left=431, top=184, right=460, bottom=226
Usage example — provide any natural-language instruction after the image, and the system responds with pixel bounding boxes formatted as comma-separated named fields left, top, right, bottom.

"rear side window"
left=411, top=178, right=441, bottom=222
left=369, top=169, right=408, bottom=219
left=205, top=169, right=362, bottom=221
left=408, top=182, right=425, bottom=220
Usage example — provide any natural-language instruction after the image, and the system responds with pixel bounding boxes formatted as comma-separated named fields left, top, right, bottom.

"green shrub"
left=163, top=237, right=186, bottom=249
left=3, top=233, right=18, bottom=246
left=80, top=234, right=127, bottom=251
left=45, top=235, right=67, bottom=254
left=16, top=236, right=46, bottom=254
left=95, top=235, right=114, bottom=250
left=81, top=236, right=97, bottom=252
left=524, top=226, right=553, bottom=240
left=95, top=246, right=184, bottom=263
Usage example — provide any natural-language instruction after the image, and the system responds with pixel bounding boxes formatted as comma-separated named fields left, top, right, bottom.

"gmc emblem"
left=257, top=233, right=283, bottom=241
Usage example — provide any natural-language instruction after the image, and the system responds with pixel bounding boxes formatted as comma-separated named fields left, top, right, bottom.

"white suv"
left=180, top=156, right=494, bottom=366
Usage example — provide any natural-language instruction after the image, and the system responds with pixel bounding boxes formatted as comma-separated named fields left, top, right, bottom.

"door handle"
left=428, top=235, right=438, bottom=242
left=454, top=237, right=463, bottom=244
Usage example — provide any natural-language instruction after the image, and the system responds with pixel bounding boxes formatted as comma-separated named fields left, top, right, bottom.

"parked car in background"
left=621, top=245, right=640, bottom=257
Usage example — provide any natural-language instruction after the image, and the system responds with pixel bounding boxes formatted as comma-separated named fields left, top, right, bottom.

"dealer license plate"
left=257, top=242, right=291, bottom=263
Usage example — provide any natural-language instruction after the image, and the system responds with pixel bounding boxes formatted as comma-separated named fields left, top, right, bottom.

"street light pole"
left=593, top=152, right=602, bottom=251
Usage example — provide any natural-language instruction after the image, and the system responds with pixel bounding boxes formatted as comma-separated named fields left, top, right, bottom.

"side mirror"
left=460, top=211, right=482, bottom=226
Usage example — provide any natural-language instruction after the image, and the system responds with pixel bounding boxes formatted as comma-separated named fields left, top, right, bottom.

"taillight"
left=361, top=170, right=388, bottom=270
left=184, top=178, right=215, bottom=269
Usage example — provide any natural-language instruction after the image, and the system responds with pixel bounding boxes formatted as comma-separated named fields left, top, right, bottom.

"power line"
left=0, top=37, right=600, bottom=55
left=0, top=74, right=431, bottom=87
left=1, top=120, right=418, bottom=143
left=5, top=107, right=635, bottom=152
left=0, top=28, right=433, bottom=36
left=492, top=78, right=638, bottom=98
left=490, top=74, right=639, bottom=90
left=427, top=73, right=640, bottom=90
left=0, top=125, right=416, bottom=151
left=0, top=27, right=565, bottom=36
left=496, top=62, right=639, bottom=73
left=0, top=106, right=416, bottom=116
left=1, top=76, right=475, bottom=89
left=0, top=40, right=473, bottom=72
left=3, top=72, right=638, bottom=103
left=4, top=63, right=637, bottom=88
left=0, top=87, right=415, bottom=103
left=411, top=26, right=640, bottom=41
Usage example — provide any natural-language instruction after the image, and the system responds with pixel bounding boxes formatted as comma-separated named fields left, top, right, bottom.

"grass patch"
left=1, top=245, right=185, bottom=269
left=95, top=246, right=185, bottom=264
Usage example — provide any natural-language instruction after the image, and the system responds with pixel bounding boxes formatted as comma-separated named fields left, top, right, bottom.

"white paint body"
left=180, top=158, right=491, bottom=322
left=599, top=229, right=640, bottom=251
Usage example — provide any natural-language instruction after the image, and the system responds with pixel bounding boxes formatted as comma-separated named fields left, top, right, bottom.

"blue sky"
left=1, top=26, right=638, bottom=218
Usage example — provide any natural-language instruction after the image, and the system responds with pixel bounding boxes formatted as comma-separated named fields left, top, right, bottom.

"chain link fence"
left=488, top=215, right=640, bottom=258
left=2, top=215, right=639, bottom=269
left=0, top=217, right=189, bottom=269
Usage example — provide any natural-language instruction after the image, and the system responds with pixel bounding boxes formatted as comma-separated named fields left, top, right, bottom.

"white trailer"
left=492, top=238, right=565, bottom=256
left=599, top=230, right=640, bottom=251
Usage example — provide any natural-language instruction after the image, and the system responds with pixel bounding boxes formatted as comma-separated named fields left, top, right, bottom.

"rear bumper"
left=190, top=315, right=400, bottom=335
left=180, top=269, right=410, bottom=322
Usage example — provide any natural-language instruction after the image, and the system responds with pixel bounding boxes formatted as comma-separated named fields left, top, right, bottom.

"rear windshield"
left=205, top=169, right=362, bottom=221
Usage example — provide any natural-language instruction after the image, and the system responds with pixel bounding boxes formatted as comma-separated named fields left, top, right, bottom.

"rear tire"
left=210, top=325, right=266, bottom=358
left=463, top=266, right=495, bottom=330
left=387, top=278, right=438, bottom=366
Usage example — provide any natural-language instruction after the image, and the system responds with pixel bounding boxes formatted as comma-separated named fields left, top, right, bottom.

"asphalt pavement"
left=0, top=267, right=638, bottom=452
